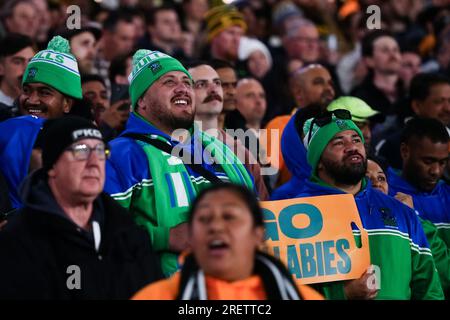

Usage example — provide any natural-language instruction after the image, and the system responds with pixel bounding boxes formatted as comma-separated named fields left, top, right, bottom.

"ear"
left=364, top=56, right=374, bottom=69
left=63, top=98, right=74, bottom=113
left=400, top=142, right=409, bottom=162
left=137, top=95, right=146, bottom=111
left=0, top=62, right=4, bottom=76
left=411, top=100, right=421, bottom=116
left=47, top=167, right=56, bottom=178
left=254, top=225, right=265, bottom=246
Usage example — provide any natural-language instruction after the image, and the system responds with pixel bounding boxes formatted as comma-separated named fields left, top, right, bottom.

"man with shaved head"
left=264, top=64, right=335, bottom=187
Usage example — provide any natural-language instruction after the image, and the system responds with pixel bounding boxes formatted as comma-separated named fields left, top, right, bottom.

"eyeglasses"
left=307, top=109, right=352, bottom=145
left=66, top=143, right=110, bottom=161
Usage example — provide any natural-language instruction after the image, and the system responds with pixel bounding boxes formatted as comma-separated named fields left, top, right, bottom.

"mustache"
left=203, top=94, right=223, bottom=103
left=344, top=150, right=364, bottom=162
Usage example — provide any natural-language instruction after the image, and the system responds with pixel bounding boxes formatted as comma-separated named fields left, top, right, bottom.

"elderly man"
left=0, top=116, right=162, bottom=299
left=0, top=36, right=83, bottom=208
left=105, top=50, right=255, bottom=277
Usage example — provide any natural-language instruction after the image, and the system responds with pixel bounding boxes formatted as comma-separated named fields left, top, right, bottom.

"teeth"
left=174, top=99, right=188, bottom=105
left=211, top=240, right=224, bottom=246
left=28, top=109, right=42, bottom=113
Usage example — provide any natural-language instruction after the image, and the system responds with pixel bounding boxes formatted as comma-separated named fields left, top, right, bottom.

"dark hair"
left=409, top=73, right=450, bottom=101
left=0, top=33, right=33, bottom=58
left=146, top=4, right=179, bottom=27
left=81, top=74, right=106, bottom=87
left=1, top=0, right=33, bottom=21
left=188, top=183, right=263, bottom=227
left=103, top=11, right=134, bottom=32
left=361, top=30, right=395, bottom=57
left=209, top=59, right=235, bottom=71
left=367, top=155, right=389, bottom=174
left=185, top=60, right=211, bottom=70
left=109, top=52, right=133, bottom=84
left=400, top=117, right=450, bottom=145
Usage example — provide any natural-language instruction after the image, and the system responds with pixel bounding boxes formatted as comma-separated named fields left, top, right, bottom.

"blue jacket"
left=294, top=178, right=443, bottom=299
left=104, top=112, right=253, bottom=197
left=271, top=110, right=311, bottom=200
left=387, top=168, right=450, bottom=246
left=0, top=115, right=45, bottom=208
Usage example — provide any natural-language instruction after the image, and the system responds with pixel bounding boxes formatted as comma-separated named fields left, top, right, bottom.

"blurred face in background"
left=398, top=52, right=421, bottom=90
left=5, top=2, right=38, bottom=40
left=236, top=79, right=266, bottom=126
left=216, top=67, right=238, bottom=112
left=149, top=9, right=182, bottom=44
left=103, top=21, right=136, bottom=61
left=0, top=46, right=35, bottom=97
left=366, top=36, right=401, bottom=75
left=70, top=31, right=98, bottom=74
left=211, top=26, right=244, bottom=62
left=247, top=50, right=270, bottom=79
left=293, top=65, right=335, bottom=108
left=412, top=83, right=450, bottom=126
left=284, top=24, right=320, bottom=63
left=184, top=0, right=209, bottom=22
left=401, top=136, right=449, bottom=192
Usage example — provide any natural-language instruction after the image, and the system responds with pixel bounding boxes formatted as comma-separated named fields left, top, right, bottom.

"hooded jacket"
left=270, top=111, right=310, bottom=200
left=295, top=178, right=444, bottom=300
left=387, top=168, right=450, bottom=247
left=270, top=113, right=443, bottom=299
left=0, top=169, right=162, bottom=299
left=0, top=115, right=45, bottom=208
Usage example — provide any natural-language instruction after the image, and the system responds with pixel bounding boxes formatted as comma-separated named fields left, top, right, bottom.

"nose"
left=207, top=215, right=225, bottom=233
left=429, top=162, right=442, bottom=178
left=25, top=90, right=40, bottom=105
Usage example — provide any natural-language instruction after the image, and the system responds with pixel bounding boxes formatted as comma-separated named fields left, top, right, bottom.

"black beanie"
left=42, top=116, right=104, bottom=171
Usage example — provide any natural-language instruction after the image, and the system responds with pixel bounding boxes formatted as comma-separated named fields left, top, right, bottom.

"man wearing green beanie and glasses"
left=290, top=111, right=443, bottom=300
left=0, top=35, right=83, bottom=209
left=104, top=50, right=255, bottom=277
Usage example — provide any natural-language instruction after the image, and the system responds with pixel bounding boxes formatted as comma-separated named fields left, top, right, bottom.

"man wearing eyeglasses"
left=289, top=111, right=443, bottom=300
left=0, top=116, right=162, bottom=299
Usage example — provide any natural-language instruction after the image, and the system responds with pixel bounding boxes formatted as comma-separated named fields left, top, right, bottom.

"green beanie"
left=128, top=50, right=192, bottom=109
left=22, top=36, right=82, bottom=99
left=303, top=116, right=364, bottom=174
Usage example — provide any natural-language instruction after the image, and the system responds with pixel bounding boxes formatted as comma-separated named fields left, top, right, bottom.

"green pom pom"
left=133, top=49, right=152, bottom=66
left=47, top=36, right=71, bottom=54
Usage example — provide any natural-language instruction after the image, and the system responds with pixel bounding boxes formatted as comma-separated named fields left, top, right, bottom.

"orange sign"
left=261, top=194, right=370, bottom=285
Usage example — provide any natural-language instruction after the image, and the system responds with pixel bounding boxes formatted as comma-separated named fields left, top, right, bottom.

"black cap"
left=42, top=116, right=104, bottom=171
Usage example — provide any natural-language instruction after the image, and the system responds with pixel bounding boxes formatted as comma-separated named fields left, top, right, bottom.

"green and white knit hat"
left=22, top=36, right=82, bottom=99
left=128, top=49, right=192, bottom=109
left=303, top=116, right=364, bottom=174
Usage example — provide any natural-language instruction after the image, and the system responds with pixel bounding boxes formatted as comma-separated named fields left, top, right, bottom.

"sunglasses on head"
left=307, top=109, right=352, bottom=145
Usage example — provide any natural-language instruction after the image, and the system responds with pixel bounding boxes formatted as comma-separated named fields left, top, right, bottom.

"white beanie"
left=238, top=36, right=273, bottom=69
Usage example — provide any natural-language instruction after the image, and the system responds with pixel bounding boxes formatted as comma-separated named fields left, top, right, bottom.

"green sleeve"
left=134, top=216, right=170, bottom=251
left=410, top=220, right=444, bottom=300
left=420, top=217, right=450, bottom=294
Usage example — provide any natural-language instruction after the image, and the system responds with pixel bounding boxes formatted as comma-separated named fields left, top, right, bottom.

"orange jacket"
left=132, top=272, right=324, bottom=300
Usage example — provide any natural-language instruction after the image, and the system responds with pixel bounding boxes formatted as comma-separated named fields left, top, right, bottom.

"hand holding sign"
left=261, top=194, right=370, bottom=285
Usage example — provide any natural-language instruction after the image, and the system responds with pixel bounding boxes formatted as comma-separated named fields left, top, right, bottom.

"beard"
left=321, top=154, right=368, bottom=185
left=151, top=99, right=194, bottom=132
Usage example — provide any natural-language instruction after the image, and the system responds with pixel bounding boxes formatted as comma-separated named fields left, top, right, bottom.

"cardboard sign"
left=261, top=194, right=370, bottom=285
